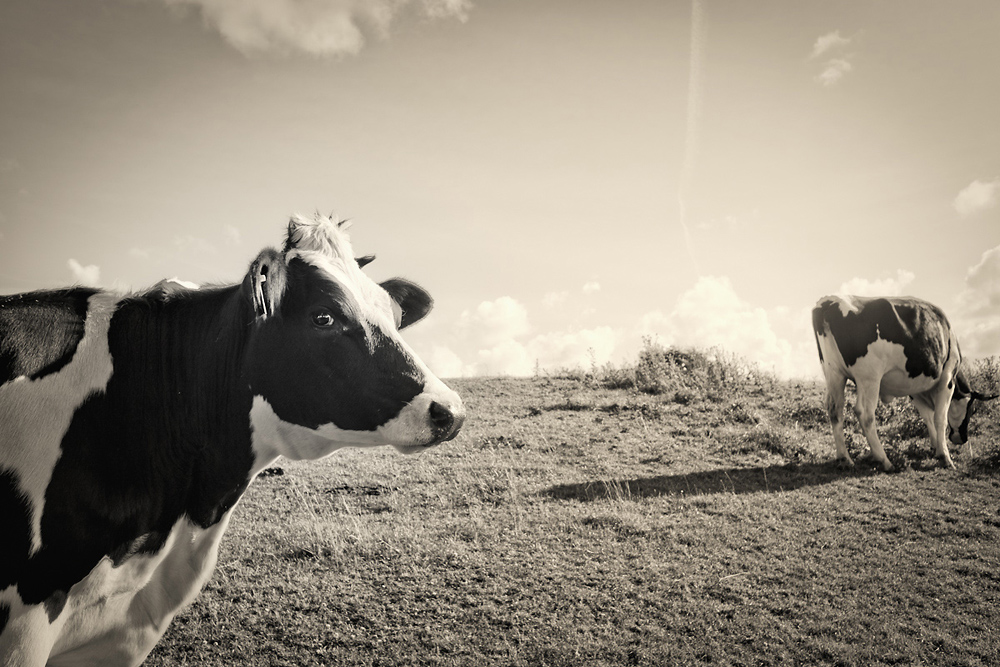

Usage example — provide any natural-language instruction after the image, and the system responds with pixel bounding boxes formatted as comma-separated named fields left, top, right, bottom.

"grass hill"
left=146, top=344, right=1000, bottom=667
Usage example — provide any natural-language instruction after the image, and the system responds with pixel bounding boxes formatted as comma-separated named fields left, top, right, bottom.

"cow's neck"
left=109, top=284, right=259, bottom=527
left=19, top=286, right=259, bottom=608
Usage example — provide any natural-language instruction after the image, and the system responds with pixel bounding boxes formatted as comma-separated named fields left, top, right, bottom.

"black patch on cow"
left=0, top=288, right=96, bottom=384
left=244, top=259, right=424, bottom=431
left=811, top=307, right=826, bottom=363
left=44, top=590, right=67, bottom=623
left=0, top=469, right=33, bottom=592
left=813, top=297, right=947, bottom=379
left=0, top=602, right=9, bottom=637
left=13, top=285, right=257, bottom=606
left=954, top=368, right=972, bottom=399
left=109, top=531, right=172, bottom=567
left=949, top=371, right=974, bottom=444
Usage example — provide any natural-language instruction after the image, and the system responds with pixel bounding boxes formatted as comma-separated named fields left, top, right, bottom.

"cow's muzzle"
left=429, top=400, right=465, bottom=443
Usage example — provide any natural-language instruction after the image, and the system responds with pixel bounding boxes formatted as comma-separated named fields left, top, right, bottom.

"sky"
left=1, top=0, right=999, bottom=380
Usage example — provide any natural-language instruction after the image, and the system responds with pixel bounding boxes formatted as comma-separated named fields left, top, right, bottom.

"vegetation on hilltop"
left=146, top=343, right=1000, bottom=667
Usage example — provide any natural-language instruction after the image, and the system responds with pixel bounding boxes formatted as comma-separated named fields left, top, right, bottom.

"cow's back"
left=812, top=295, right=954, bottom=383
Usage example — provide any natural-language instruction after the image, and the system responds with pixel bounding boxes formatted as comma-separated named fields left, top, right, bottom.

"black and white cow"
left=0, top=214, right=465, bottom=666
left=812, top=294, right=996, bottom=471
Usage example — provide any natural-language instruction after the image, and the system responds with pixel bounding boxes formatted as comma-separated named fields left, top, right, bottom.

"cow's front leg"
left=912, top=392, right=956, bottom=469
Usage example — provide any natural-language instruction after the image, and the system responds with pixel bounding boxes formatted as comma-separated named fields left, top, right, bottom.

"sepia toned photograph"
left=1, top=1, right=999, bottom=665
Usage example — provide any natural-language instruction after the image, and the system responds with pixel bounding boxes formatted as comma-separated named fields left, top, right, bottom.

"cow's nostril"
left=429, top=401, right=455, bottom=434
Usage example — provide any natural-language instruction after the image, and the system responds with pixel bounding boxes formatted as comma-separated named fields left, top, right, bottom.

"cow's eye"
left=311, top=311, right=337, bottom=328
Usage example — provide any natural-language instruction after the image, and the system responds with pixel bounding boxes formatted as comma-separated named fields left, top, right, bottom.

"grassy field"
left=145, top=347, right=1000, bottom=667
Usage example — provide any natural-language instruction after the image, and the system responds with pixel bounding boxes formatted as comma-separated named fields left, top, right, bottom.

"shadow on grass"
left=541, top=462, right=874, bottom=501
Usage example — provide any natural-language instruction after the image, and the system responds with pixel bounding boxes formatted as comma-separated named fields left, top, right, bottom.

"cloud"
left=527, top=326, right=619, bottom=371
left=422, top=0, right=471, bottom=20
left=809, top=31, right=854, bottom=87
left=639, top=276, right=814, bottom=379
left=542, top=283, right=599, bottom=309
left=837, top=269, right=915, bottom=297
left=462, top=326, right=621, bottom=377
left=419, top=279, right=824, bottom=380
left=157, top=0, right=472, bottom=57
left=542, top=291, right=569, bottom=309
left=426, top=345, right=467, bottom=378
left=68, top=259, right=101, bottom=286
left=456, top=296, right=529, bottom=348
left=474, top=338, right=535, bottom=377
left=810, top=30, right=851, bottom=59
left=816, top=58, right=853, bottom=86
left=954, top=245, right=1000, bottom=357
left=431, top=295, right=622, bottom=376
left=964, top=246, right=1000, bottom=301
left=953, top=178, right=1000, bottom=217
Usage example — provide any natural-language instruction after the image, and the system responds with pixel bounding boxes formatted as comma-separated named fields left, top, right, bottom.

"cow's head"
left=243, top=214, right=464, bottom=462
left=947, top=368, right=999, bottom=445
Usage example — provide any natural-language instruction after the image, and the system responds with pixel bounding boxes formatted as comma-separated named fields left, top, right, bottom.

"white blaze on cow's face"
left=246, top=214, right=464, bottom=471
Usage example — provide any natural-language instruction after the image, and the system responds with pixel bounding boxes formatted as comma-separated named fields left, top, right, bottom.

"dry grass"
left=145, top=349, right=1000, bottom=667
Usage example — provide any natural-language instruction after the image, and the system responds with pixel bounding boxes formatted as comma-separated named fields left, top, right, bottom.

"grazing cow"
left=812, top=295, right=997, bottom=471
left=0, top=214, right=465, bottom=666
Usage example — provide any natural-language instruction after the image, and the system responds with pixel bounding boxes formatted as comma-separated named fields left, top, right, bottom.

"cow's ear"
left=380, top=278, right=433, bottom=329
left=243, top=249, right=287, bottom=320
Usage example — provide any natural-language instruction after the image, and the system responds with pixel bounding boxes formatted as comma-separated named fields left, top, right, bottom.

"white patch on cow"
left=165, top=276, right=200, bottom=290
left=863, top=339, right=939, bottom=398
left=0, top=292, right=118, bottom=555
left=0, top=590, right=53, bottom=665
left=46, top=514, right=231, bottom=666
left=828, top=294, right=863, bottom=318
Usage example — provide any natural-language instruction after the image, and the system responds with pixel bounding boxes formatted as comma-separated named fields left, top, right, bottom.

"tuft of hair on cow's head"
left=283, top=213, right=354, bottom=258
left=243, top=248, right=288, bottom=320
left=273, top=212, right=434, bottom=331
